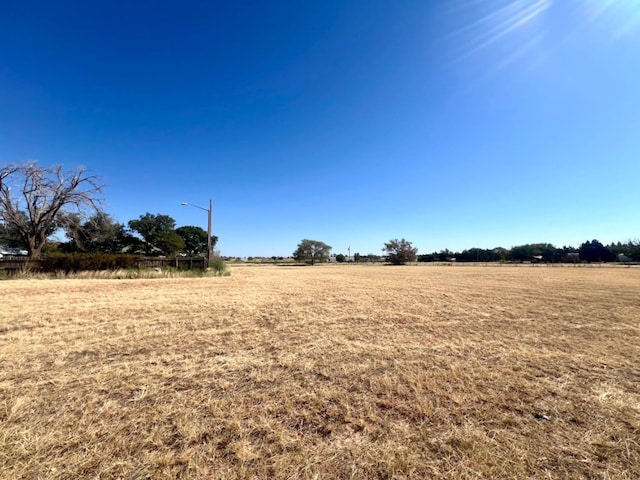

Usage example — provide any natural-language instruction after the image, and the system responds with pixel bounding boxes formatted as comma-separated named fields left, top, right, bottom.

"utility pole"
left=207, top=199, right=212, bottom=263
left=181, top=200, right=213, bottom=264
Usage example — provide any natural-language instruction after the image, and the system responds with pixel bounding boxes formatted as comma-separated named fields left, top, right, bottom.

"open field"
left=1, top=264, right=639, bottom=479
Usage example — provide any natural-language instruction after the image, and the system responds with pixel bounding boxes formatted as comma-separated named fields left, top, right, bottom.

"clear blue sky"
left=2, top=1, right=639, bottom=257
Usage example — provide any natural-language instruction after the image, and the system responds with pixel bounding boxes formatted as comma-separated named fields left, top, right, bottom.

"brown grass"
left=1, top=264, right=638, bottom=479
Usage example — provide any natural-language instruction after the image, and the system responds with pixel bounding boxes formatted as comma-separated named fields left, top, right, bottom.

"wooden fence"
left=0, top=258, right=43, bottom=273
left=137, top=257, right=208, bottom=270
left=0, top=256, right=208, bottom=274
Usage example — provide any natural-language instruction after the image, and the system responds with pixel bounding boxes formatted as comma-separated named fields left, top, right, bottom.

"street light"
left=181, top=200, right=212, bottom=263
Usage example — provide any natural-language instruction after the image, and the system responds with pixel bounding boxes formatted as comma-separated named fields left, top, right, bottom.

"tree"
left=128, top=213, right=184, bottom=256
left=364, top=253, right=383, bottom=262
left=508, top=243, right=559, bottom=262
left=175, top=225, right=218, bottom=257
left=579, top=239, right=615, bottom=263
left=293, top=239, right=332, bottom=265
left=456, top=247, right=502, bottom=263
left=63, top=212, right=134, bottom=253
left=624, top=240, right=640, bottom=261
left=0, top=220, right=26, bottom=249
left=0, top=162, right=103, bottom=258
left=335, top=253, right=346, bottom=263
left=608, top=240, right=640, bottom=262
left=432, top=249, right=453, bottom=262
left=383, top=238, right=418, bottom=265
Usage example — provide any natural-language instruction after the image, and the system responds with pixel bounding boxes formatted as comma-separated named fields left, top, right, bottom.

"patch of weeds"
left=209, top=256, right=230, bottom=276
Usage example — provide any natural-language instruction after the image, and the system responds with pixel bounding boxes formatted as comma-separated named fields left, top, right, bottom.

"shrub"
left=209, top=256, right=229, bottom=276
left=41, top=253, right=141, bottom=273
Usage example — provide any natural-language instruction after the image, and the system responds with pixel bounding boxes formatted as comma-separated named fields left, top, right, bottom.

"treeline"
left=0, top=162, right=216, bottom=259
left=411, top=240, right=640, bottom=263
left=1, top=212, right=217, bottom=258
left=251, top=239, right=639, bottom=265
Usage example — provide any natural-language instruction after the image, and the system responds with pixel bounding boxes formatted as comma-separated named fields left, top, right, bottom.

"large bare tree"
left=0, top=162, right=103, bottom=258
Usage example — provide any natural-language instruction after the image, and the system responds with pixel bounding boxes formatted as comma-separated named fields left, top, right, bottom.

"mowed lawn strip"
left=1, top=265, right=639, bottom=479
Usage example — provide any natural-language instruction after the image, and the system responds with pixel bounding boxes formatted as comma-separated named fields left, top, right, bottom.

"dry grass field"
left=1, top=264, right=639, bottom=479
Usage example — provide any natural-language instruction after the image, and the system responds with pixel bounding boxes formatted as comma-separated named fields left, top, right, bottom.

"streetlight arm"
left=181, top=202, right=209, bottom=212
left=181, top=200, right=213, bottom=263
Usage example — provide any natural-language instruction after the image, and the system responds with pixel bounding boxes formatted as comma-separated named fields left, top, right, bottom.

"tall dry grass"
left=1, top=265, right=638, bottom=479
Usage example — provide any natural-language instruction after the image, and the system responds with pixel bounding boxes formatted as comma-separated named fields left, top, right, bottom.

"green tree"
left=0, top=162, right=103, bottom=258
left=0, top=220, right=27, bottom=249
left=293, top=239, right=332, bottom=265
left=625, top=240, right=640, bottom=261
left=579, top=239, right=615, bottom=263
left=175, top=225, right=218, bottom=257
left=417, top=253, right=436, bottom=262
left=128, top=213, right=184, bottom=256
left=456, top=248, right=502, bottom=262
left=508, top=243, right=559, bottom=262
left=63, top=212, right=135, bottom=253
left=365, top=253, right=383, bottom=262
left=608, top=240, right=640, bottom=261
left=432, top=249, right=453, bottom=262
left=335, top=253, right=346, bottom=263
left=383, top=238, right=418, bottom=265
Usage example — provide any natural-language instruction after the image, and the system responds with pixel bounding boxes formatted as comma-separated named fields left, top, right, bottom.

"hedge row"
left=41, top=253, right=142, bottom=273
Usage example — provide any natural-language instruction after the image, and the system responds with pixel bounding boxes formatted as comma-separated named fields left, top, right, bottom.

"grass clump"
left=209, top=256, right=230, bottom=276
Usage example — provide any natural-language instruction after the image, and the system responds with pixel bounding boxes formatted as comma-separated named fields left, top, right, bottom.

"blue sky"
left=1, top=0, right=639, bottom=257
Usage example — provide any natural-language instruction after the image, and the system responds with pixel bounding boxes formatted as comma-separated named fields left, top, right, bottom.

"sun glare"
left=444, top=0, right=552, bottom=87
left=470, top=0, right=549, bottom=55
left=579, top=0, right=640, bottom=39
left=444, top=0, right=639, bottom=88
left=449, top=0, right=550, bottom=60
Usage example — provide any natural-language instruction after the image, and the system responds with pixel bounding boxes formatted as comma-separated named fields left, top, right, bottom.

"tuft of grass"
left=209, top=256, right=230, bottom=276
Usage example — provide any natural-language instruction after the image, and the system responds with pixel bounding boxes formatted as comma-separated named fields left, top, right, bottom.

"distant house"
left=0, top=245, right=28, bottom=257
left=565, top=252, right=580, bottom=263
left=617, top=253, right=637, bottom=265
left=328, top=255, right=354, bottom=263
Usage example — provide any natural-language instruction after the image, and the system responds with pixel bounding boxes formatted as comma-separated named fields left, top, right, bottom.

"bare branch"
left=0, top=162, right=104, bottom=258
